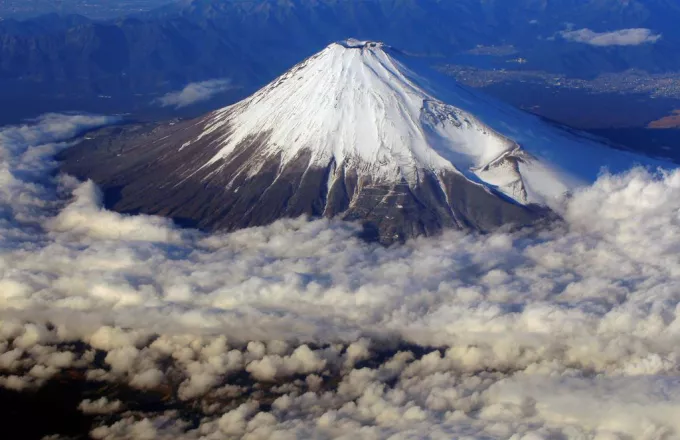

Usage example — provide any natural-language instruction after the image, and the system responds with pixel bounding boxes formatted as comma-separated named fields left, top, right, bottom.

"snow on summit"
left=200, top=39, right=527, bottom=200
left=195, top=39, right=666, bottom=207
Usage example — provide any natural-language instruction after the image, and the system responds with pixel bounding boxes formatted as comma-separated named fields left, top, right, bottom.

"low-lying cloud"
left=157, top=79, right=233, bottom=108
left=2, top=115, right=680, bottom=439
left=560, top=28, right=662, bottom=46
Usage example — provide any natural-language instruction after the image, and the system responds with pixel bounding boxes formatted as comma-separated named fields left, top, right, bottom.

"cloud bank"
left=560, top=28, right=662, bottom=46
left=157, top=79, right=233, bottom=108
left=1, top=115, right=680, bottom=439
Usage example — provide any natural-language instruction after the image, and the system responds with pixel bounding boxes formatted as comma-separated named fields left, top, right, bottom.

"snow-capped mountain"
left=60, top=40, right=669, bottom=243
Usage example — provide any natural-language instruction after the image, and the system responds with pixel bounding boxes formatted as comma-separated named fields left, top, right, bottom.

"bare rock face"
left=60, top=40, right=661, bottom=243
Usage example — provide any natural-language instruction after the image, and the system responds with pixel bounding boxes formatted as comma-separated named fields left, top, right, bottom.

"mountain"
left=2, top=0, right=680, bottom=125
left=59, top=40, right=667, bottom=243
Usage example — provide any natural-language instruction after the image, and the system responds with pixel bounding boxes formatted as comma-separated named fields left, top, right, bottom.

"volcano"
left=60, top=40, right=665, bottom=243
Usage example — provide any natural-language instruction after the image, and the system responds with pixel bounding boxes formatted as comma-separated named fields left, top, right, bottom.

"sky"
left=1, top=114, right=680, bottom=439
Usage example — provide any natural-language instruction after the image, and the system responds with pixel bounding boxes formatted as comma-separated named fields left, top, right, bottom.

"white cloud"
left=49, top=179, right=186, bottom=243
left=560, top=28, right=662, bottom=46
left=2, top=115, right=680, bottom=438
left=246, top=345, right=327, bottom=381
left=157, top=79, right=233, bottom=108
left=78, top=397, right=124, bottom=415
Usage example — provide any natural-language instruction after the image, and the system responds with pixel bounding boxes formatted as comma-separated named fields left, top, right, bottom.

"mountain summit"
left=60, top=40, right=666, bottom=243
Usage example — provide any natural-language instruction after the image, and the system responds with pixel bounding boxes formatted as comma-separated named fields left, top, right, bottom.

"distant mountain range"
left=0, top=0, right=173, bottom=20
left=2, top=0, right=680, bottom=124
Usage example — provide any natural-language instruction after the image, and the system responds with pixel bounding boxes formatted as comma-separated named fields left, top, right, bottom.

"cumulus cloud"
left=79, top=397, right=124, bottom=415
left=2, top=115, right=680, bottom=439
left=157, top=79, right=233, bottom=108
left=49, top=179, right=186, bottom=243
left=560, top=28, right=662, bottom=46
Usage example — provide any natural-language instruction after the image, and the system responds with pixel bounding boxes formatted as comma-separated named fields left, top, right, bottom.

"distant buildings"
left=439, top=64, right=680, bottom=100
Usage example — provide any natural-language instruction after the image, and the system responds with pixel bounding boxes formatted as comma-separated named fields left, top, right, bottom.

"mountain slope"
left=59, top=40, right=669, bottom=243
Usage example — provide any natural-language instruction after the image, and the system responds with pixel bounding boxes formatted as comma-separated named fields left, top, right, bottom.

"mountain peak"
left=199, top=38, right=529, bottom=203
left=336, top=39, right=387, bottom=50
left=60, top=42, right=669, bottom=243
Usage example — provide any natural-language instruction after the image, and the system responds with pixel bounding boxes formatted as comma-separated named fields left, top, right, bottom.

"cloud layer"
left=560, top=28, right=662, bottom=46
left=157, top=79, right=233, bottom=108
left=1, top=115, right=680, bottom=439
